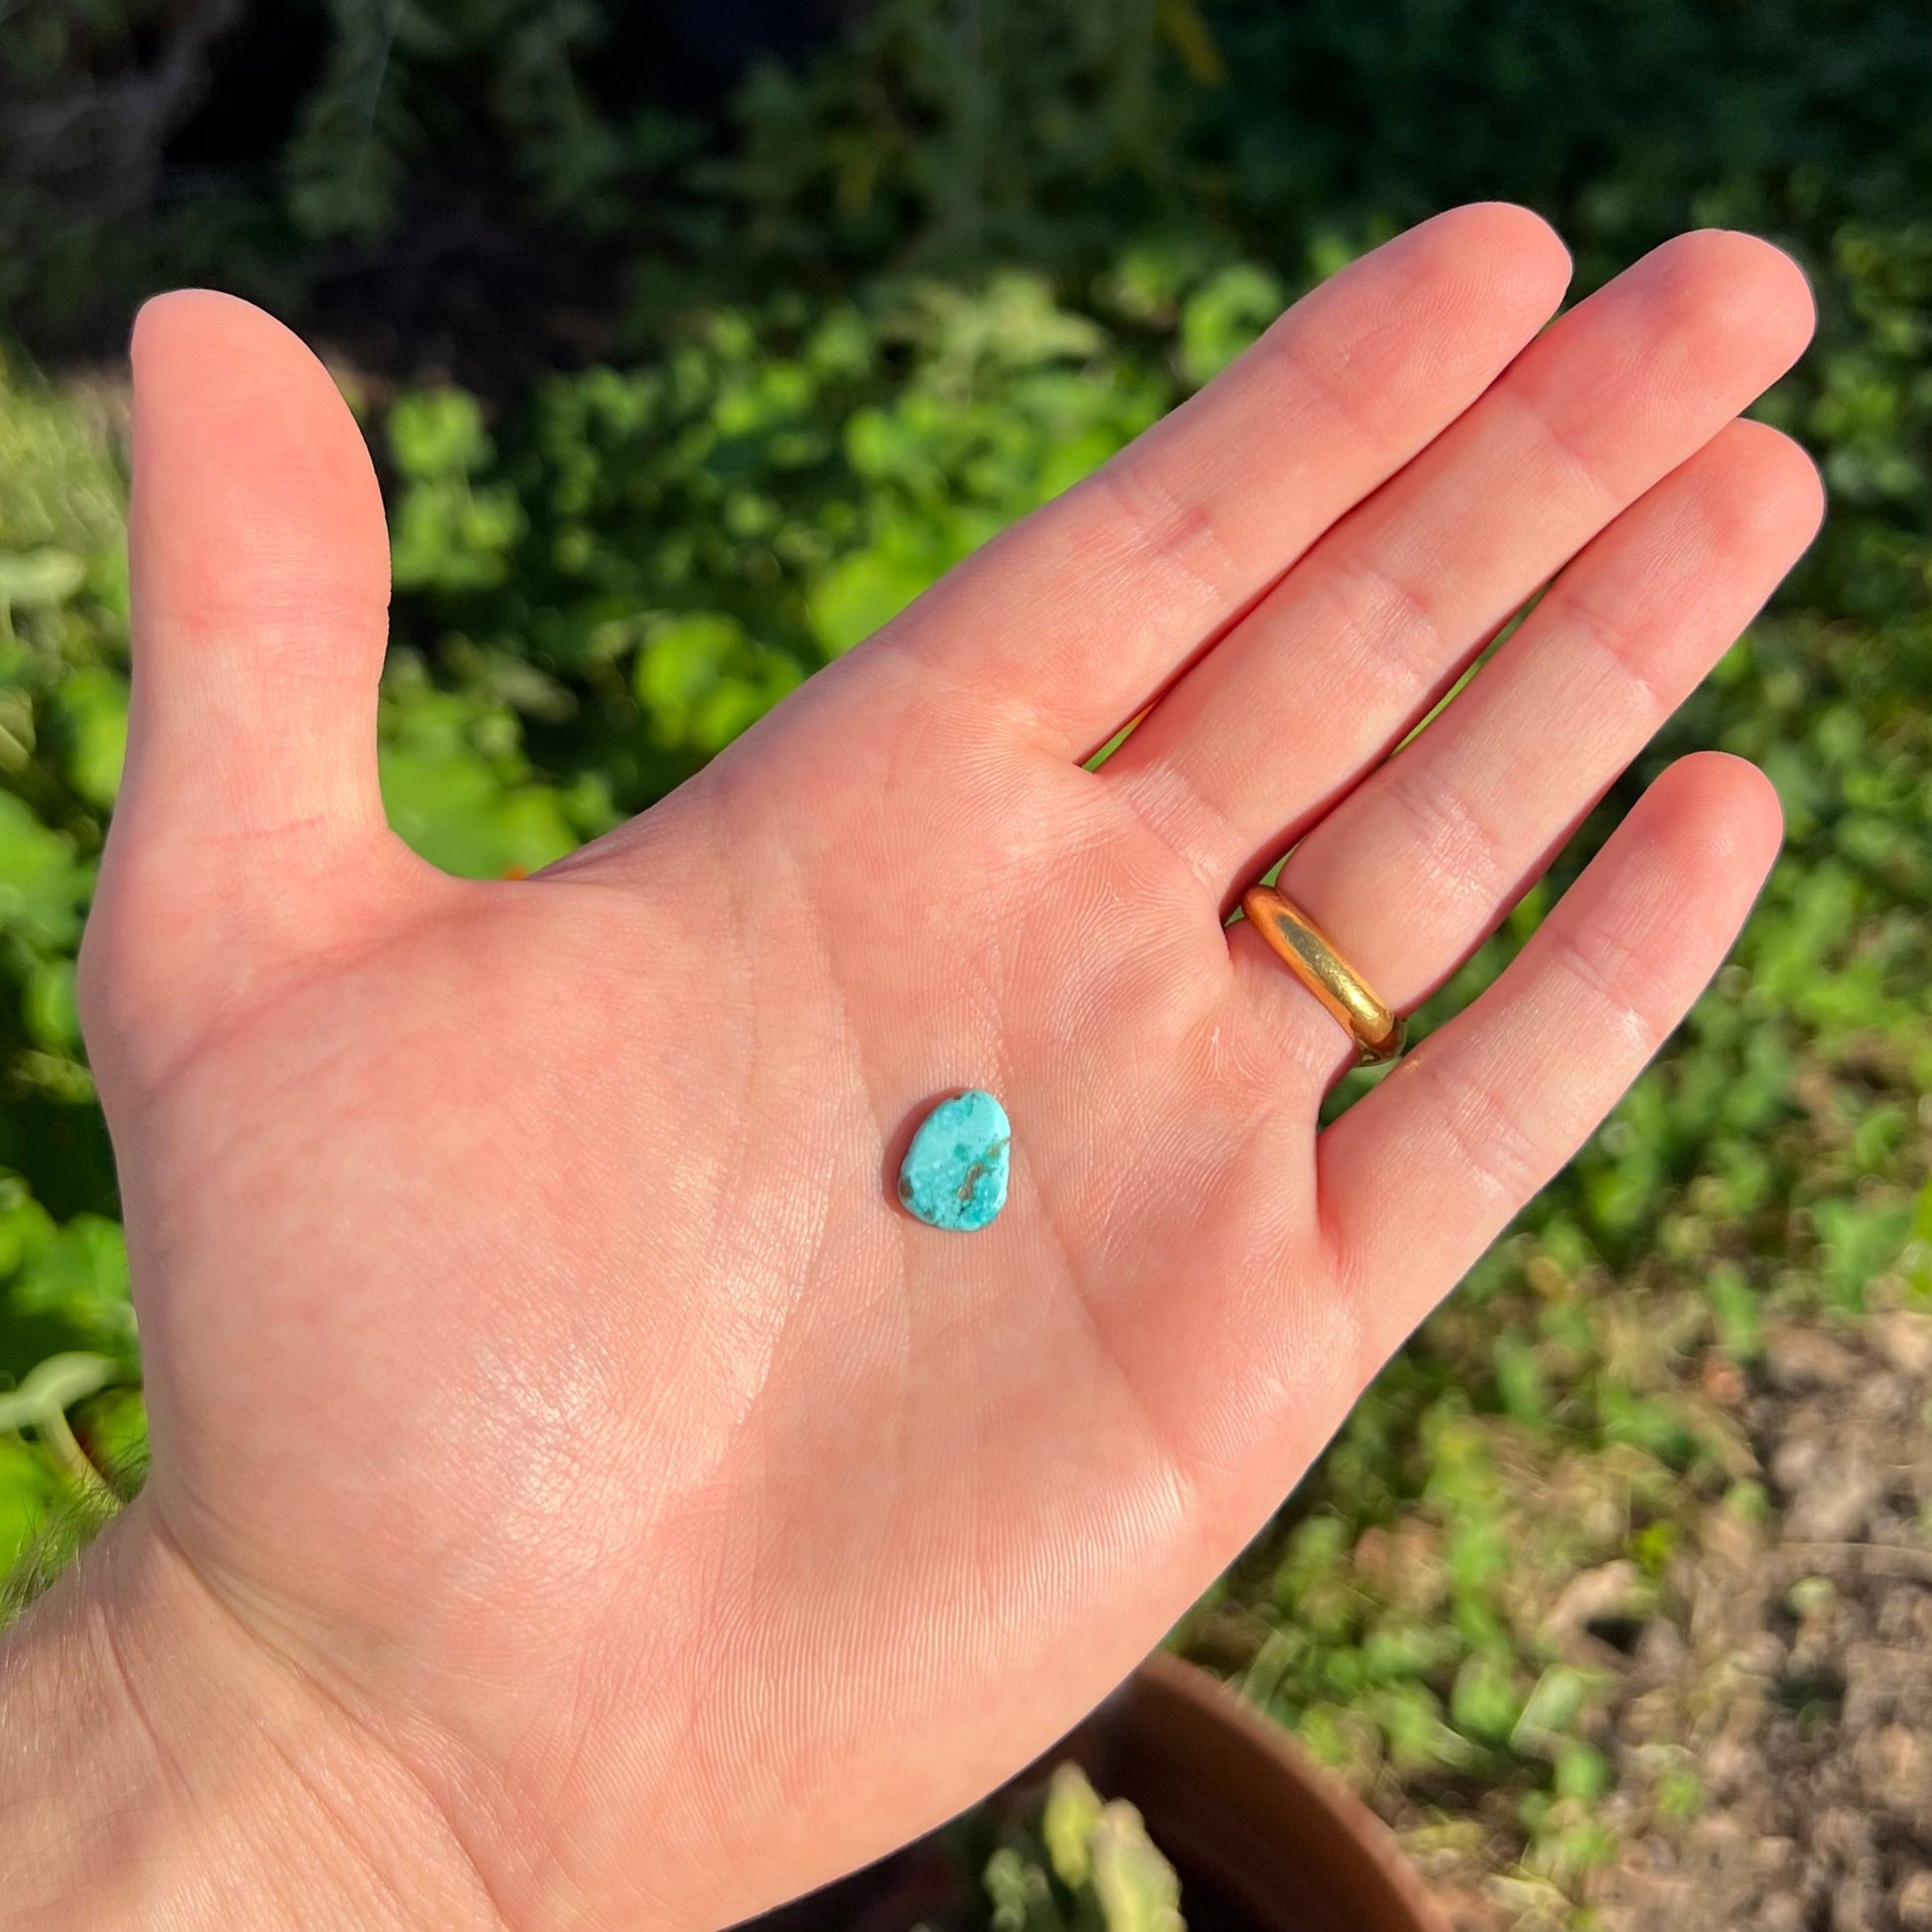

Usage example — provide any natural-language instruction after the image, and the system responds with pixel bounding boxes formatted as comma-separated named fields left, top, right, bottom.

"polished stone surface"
left=897, top=1089, right=1011, bottom=1231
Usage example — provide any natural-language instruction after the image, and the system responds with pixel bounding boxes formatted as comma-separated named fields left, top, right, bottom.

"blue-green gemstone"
left=897, top=1089, right=1012, bottom=1231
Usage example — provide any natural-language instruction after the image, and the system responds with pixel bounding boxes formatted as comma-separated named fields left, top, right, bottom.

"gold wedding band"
left=1240, top=885, right=1406, bottom=1065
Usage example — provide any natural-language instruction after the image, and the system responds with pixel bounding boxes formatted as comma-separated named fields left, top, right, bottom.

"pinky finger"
left=1316, top=751, right=1783, bottom=1371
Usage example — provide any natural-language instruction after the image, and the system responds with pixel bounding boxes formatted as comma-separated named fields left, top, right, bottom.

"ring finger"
left=1229, top=415, right=1824, bottom=1067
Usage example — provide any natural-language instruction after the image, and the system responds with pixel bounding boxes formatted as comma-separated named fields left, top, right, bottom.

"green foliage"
left=722, top=0, right=1206, bottom=275
left=379, top=271, right=1173, bottom=807
left=0, top=0, right=244, bottom=332
left=9, top=0, right=1932, bottom=359
left=979, top=1764, right=1185, bottom=1932
left=387, top=389, right=527, bottom=593
left=0, top=1351, right=145, bottom=1615
left=284, top=0, right=627, bottom=242
left=2, top=10, right=1931, bottom=1920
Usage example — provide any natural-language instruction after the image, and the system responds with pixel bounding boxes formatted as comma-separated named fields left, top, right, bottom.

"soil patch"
left=1402, top=1311, right=1932, bottom=1931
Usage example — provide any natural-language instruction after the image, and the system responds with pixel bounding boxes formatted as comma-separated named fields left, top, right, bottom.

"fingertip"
left=1747, top=419, right=1828, bottom=543
left=130, top=286, right=217, bottom=359
left=1400, top=200, right=1575, bottom=316
left=1465, top=200, right=1576, bottom=281
left=129, top=288, right=388, bottom=626
left=130, top=287, right=232, bottom=357
left=131, top=289, right=333, bottom=399
left=1713, top=229, right=1819, bottom=345
left=1722, top=751, right=1788, bottom=861
left=1640, top=228, right=1819, bottom=375
left=1659, top=749, right=1787, bottom=877
left=1700, top=417, right=1828, bottom=554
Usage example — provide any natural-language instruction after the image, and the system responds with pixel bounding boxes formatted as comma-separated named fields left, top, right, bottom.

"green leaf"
left=1705, top=1262, right=1762, bottom=1362
left=807, top=522, right=952, bottom=655
left=23, top=959, right=79, bottom=1052
left=633, top=613, right=804, bottom=754
left=1041, top=1760, right=1104, bottom=1888
left=1449, top=1649, right=1524, bottom=1747
left=0, top=549, right=85, bottom=608
left=378, top=746, right=579, bottom=880
left=1553, top=1741, right=1613, bottom=1804
left=983, top=1846, right=1062, bottom=1932
left=388, top=389, right=494, bottom=480
left=0, top=793, right=89, bottom=952
left=0, top=1435, right=55, bottom=1574
left=2, top=1214, right=134, bottom=1361
left=50, top=665, right=128, bottom=807
left=1176, top=264, right=1285, bottom=386
left=1090, top=1800, right=1183, bottom=1932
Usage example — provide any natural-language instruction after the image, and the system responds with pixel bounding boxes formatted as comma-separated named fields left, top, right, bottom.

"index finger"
left=863, top=203, right=1573, bottom=757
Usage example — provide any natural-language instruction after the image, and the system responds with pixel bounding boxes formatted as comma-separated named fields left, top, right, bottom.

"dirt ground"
left=1408, top=1310, right=1932, bottom=1931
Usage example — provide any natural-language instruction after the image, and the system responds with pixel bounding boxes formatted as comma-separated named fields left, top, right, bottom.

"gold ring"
left=1240, top=885, right=1405, bottom=1065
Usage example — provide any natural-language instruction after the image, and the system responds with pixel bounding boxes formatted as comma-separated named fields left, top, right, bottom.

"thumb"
left=83, top=293, right=407, bottom=1071
left=119, top=290, right=392, bottom=856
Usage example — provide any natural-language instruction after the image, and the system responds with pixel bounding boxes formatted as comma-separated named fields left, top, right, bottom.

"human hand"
left=5, top=205, right=1818, bottom=1929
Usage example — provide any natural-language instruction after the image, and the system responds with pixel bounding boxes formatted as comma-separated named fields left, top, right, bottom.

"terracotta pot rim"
left=1066, top=1653, right=1452, bottom=1932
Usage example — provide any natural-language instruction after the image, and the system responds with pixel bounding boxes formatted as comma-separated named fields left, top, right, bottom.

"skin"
left=0, top=203, right=1822, bottom=1930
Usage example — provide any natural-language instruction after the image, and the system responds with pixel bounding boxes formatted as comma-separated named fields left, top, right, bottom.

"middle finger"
left=1100, top=229, right=1815, bottom=898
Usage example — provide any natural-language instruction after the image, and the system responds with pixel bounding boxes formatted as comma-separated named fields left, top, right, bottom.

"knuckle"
left=1516, top=383, right=1624, bottom=516
left=1096, top=455, right=1245, bottom=611
left=1421, top=1055, right=1547, bottom=1206
left=1317, top=548, right=1449, bottom=698
left=1559, top=586, right=1672, bottom=720
left=1380, top=759, right=1513, bottom=911
left=1547, top=913, right=1666, bottom=1048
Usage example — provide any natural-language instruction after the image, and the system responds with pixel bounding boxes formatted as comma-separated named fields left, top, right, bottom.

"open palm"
left=76, top=206, right=1818, bottom=1929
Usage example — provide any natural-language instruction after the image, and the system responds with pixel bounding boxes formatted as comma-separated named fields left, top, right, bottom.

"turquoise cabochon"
left=897, top=1089, right=1012, bottom=1231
